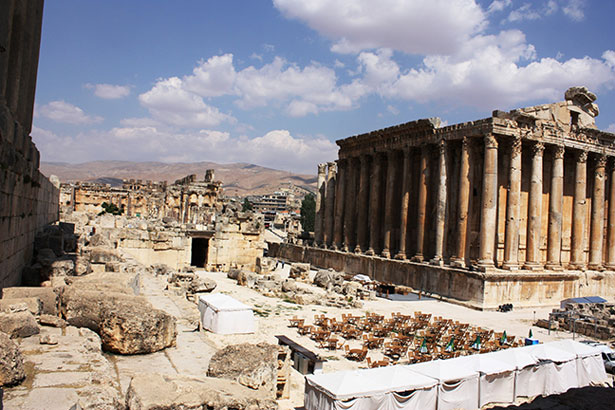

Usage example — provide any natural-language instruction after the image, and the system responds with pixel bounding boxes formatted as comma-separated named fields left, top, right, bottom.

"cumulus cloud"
left=562, top=0, right=585, bottom=21
left=85, top=83, right=131, bottom=99
left=38, top=101, right=103, bottom=124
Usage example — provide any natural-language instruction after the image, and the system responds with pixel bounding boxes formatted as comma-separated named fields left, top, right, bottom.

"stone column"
left=546, top=146, right=565, bottom=270
left=451, top=138, right=471, bottom=268
left=570, top=151, right=587, bottom=270
left=431, top=140, right=447, bottom=266
left=323, top=162, right=337, bottom=248
left=412, top=147, right=429, bottom=262
left=333, top=159, right=346, bottom=250
left=355, top=155, right=370, bottom=253
left=381, top=151, right=397, bottom=258
left=606, top=162, right=615, bottom=269
left=477, top=135, right=498, bottom=269
left=395, top=149, right=411, bottom=259
left=503, top=137, right=522, bottom=270
left=523, top=142, right=544, bottom=270
left=0, top=0, right=15, bottom=100
left=314, top=163, right=327, bottom=246
left=343, top=157, right=358, bottom=252
left=589, top=155, right=607, bottom=270
left=366, top=154, right=382, bottom=256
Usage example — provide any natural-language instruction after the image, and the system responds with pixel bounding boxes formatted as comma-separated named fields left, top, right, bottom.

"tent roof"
left=445, top=354, right=515, bottom=375
left=409, top=359, right=479, bottom=382
left=522, top=342, right=576, bottom=363
left=198, top=293, right=252, bottom=312
left=306, top=365, right=437, bottom=401
left=548, top=340, right=603, bottom=358
left=484, top=347, right=537, bottom=370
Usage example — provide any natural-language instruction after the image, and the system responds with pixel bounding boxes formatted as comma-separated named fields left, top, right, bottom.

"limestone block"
left=2, top=287, right=58, bottom=315
left=0, top=297, right=42, bottom=315
left=289, top=263, right=310, bottom=280
left=98, top=214, right=115, bottom=228
left=89, top=247, right=122, bottom=264
left=0, top=311, right=40, bottom=338
left=0, top=331, right=25, bottom=386
left=49, top=258, right=75, bottom=277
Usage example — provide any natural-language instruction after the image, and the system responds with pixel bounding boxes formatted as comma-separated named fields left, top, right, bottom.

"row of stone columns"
left=314, top=136, right=615, bottom=271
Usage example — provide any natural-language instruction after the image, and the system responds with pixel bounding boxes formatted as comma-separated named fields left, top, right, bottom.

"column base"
left=365, top=248, right=375, bottom=256
left=430, top=257, right=444, bottom=267
left=545, top=263, right=563, bottom=271
left=381, top=249, right=391, bottom=258
left=588, top=263, right=604, bottom=271
left=331, top=244, right=340, bottom=251
left=449, top=258, right=466, bottom=268
left=501, top=262, right=520, bottom=271
left=568, top=263, right=586, bottom=271
left=411, top=254, right=424, bottom=263
left=342, top=245, right=349, bottom=253
left=522, top=262, right=543, bottom=271
left=354, top=245, right=363, bottom=254
left=394, top=252, right=407, bottom=260
left=475, top=260, right=495, bottom=272
left=604, top=263, right=615, bottom=270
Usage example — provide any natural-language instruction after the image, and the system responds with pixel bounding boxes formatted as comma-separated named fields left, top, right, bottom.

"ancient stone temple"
left=275, top=87, right=615, bottom=309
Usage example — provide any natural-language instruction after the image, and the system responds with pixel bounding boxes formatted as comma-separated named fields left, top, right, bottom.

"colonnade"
left=314, top=135, right=615, bottom=271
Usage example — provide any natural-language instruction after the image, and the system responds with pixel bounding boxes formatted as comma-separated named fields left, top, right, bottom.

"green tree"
left=300, top=193, right=315, bottom=233
left=242, top=197, right=253, bottom=212
left=99, top=202, right=124, bottom=215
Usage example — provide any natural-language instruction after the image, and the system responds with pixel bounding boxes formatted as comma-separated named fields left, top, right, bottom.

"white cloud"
left=607, top=124, right=615, bottom=133
left=38, top=101, right=103, bottom=124
left=85, top=83, right=131, bottom=99
left=273, top=0, right=486, bottom=56
left=487, top=0, right=512, bottom=14
left=506, top=4, right=542, bottom=23
left=184, top=54, right=237, bottom=97
left=562, top=0, right=585, bottom=21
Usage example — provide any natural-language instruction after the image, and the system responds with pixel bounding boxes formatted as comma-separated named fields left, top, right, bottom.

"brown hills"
left=40, top=160, right=317, bottom=196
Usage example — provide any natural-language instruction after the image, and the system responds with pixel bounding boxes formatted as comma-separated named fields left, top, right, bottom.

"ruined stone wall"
left=207, top=215, right=265, bottom=271
left=1, top=0, right=59, bottom=289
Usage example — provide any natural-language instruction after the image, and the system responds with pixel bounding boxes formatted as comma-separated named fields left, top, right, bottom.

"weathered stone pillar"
left=546, top=146, right=565, bottom=270
left=477, top=135, right=498, bottom=269
left=431, top=140, right=447, bottom=266
left=570, top=151, right=587, bottom=270
left=0, top=0, right=16, bottom=100
left=412, top=147, right=429, bottom=262
left=589, top=155, right=607, bottom=270
left=606, top=162, right=615, bottom=269
left=395, top=149, right=411, bottom=260
left=314, top=163, right=327, bottom=246
left=332, top=159, right=346, bottom=250
left=523, top=142, right=544, bottom=270
left=366, top=154, right=382, bottom=256
left=381, top=151, right=397, bottom=258
left=323, top=162, right=337, bottom=248
left=355, top=155, right=370, bottom=253
left=451, top=138, right=471, bottom=268
left=343, top=158, right=358, bottom=252
left=503, top=137, right=522, bottom=270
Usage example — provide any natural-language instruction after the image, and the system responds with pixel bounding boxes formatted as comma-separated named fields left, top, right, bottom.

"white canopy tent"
left=485, top=346, right=539, bottom=399
left=198, top=293, right=255, bottom=334
left=410, top=359, right=480, bottom=410
left=522, top=343, right=578, bottom=395
left=446, top=354, right=516, bottom=407
left=549, top=340, right=607, bottom=387
left=304, top=365, right=438, bottom=410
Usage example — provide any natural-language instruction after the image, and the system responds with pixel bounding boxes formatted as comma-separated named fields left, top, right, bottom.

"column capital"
left=437, top=138, right=447, bottom=155
left=554, top=145, right=565, bottom=160
left=597, top=154, right=608, bottom=169
left=510, top=137, right=522, bottom=157
left=531, top=142, right=545, bottom=157
left=326, top=162, right=337, bottom=179
left=317, top=163, right=327, bottom=175
left=577, top=150, right=588, bottom=163
left=484, top=134, right=498, bottom=149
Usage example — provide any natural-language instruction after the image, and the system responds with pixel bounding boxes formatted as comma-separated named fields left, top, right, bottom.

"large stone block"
left=0, top=297, right=42, bottom=315
left=2, top=287, right=58, bottom=315
left=0, top=331, right=25, bottom=386
left=0, top=311, right=40, bottom=338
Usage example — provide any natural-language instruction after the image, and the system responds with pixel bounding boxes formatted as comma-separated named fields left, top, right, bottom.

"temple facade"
left=275, top=88, right=615, bottom=309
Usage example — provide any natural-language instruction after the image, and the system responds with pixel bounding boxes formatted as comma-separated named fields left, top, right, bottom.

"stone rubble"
left=0, top=331, right=26, bottom=387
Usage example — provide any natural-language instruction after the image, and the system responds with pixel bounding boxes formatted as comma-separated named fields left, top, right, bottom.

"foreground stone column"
left=589, top=155, right=607, bottom=270
left=477, top=135, right=498, bottom=270
left=343, top=158, right=358, bottom=252
left=546, top=146, right=565, bottom=270
left=366, top=154, right=382, bottom=255
left=355, top=155, right=370, bottom=253
left=451, top=138, right=471, bottom=268
left=395, top=149, right=411, bottom=259
left=412, top=147, right=429, bottom=262
left=314, top=163, right=327, bottom=246
left=606, top=162, right=615, bottom=269
left=332, top=159, right=346, bottom=250
left=381, top=151, right=397, bottom=258
left=431, top=140, right=447, bottom=266
left=323, top=162, right=337, bottom=248
left=570, top=151, right=587, bottom=270
left=523, top=142, right=544, bottom=270
left=503, top=137, right=522, bottom=270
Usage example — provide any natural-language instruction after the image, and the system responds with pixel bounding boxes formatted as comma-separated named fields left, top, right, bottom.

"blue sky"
left=32, top=0, right=615, bottom=174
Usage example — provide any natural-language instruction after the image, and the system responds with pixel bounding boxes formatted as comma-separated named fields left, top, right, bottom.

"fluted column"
left=451, top=138, right=471, bottom=268
left=395, top=149, right=411, bottom=259
left=570, top=151, right=587, bottom=270
left=332, top=159, right=346, bottom=250
left=546, top=146, right=565, bottom=270
left=412, top=147, right=429, bottom=262
left=431, top=140, right=447, bottom=266
left=606, top=162, right=615, bottom=269
left=366, top=153, right=382, bottom=256
left=477, top=135, right=498, bottom=269
left=355, top=155, right=370, bottom=253
left=589, top=155, right=607, bottom=270
left=503, top=137, right=522, bottom=270
left=523, top=142, right=544, bottom=270
left=381, top=151, right=397, bottom=258
left=314, top=163, right=327, bottom=246
left=323, top=162, right=337, bottom=248
left=343, top=158, right=358, bottom=252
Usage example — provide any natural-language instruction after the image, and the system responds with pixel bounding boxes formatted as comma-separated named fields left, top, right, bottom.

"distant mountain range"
left=40, top=160, right=317, bottom=196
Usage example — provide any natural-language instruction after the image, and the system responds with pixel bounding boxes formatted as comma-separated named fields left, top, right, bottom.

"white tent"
left=410, top=359, right=480, bottom=410
left=198, top=293, right=255, bottom=334
left=446, top=354, right=516, bottom=407
left=548, top=340, right=608, bottom=387
left=304, top=365, right=438, bottom=410
left=485, top=347, right=539, bottom=399
left=522, top=343, right=578, bottom=395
